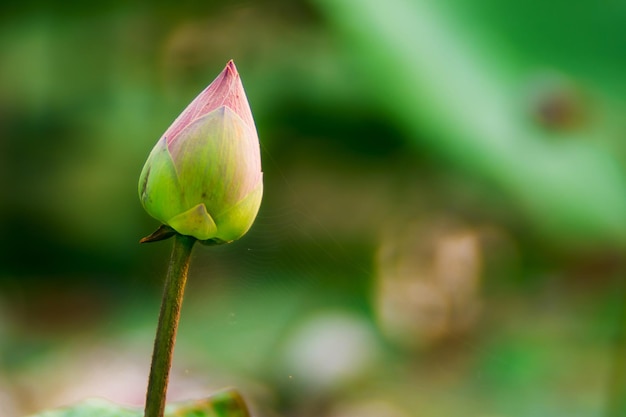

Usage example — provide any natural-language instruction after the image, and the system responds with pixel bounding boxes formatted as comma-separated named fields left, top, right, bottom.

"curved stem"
left=145, top=234, right=196, bottom=417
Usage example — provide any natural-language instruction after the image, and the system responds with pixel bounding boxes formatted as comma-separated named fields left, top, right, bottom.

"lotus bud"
left=139, top=60, right=263, bottom=243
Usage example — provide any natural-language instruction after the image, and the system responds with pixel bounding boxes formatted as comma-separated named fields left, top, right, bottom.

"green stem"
left=145, top=233, right=196, bottom=417
left=606, top=274, right=626, bottom=417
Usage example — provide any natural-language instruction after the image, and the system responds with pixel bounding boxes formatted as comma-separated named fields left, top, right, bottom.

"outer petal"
left=167, top=203, right=218, bottom=240
left=213, top=179, right=263, bottom=242
left=138, top=137, right=184, bottom=224
left=167, top=106, right=262, bottom=216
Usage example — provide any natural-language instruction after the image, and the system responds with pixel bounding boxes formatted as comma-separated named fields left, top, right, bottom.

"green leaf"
left=29, top=389, right=251, bottom=417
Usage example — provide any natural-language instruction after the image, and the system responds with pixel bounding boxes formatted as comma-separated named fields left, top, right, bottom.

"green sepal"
left=167, top=203, right=218, bottom=241
left=139, top=137, right=184, bottom=224
left=213, top=179, right=263, bottom=242
left=140, top=224, right=178, bottom=243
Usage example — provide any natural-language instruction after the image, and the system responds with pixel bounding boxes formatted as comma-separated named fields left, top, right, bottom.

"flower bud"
left=139, top=60, right=262, bottom=243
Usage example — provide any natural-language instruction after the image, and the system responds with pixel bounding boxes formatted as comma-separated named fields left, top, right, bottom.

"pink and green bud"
left=139, top=60, right=263, bottom=243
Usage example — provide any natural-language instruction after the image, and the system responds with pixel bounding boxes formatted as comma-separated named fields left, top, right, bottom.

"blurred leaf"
left=315, top=0, right=626, bottom=248
left=29, top=388, right=250, bottom=417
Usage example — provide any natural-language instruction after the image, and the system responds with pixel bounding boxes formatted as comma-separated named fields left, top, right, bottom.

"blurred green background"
left=1, top=0, right=626, bottom=416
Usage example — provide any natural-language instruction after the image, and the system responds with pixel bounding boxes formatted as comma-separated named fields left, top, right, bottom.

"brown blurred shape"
left=375, top=218, right=482, bottom=349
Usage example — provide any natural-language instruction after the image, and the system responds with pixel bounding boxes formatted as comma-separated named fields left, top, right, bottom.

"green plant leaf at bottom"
left=29, top=389, right=251, bottom=417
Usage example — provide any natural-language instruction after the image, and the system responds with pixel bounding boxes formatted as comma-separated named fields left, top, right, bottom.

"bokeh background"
left=1, top=0, right=626, bottom=416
